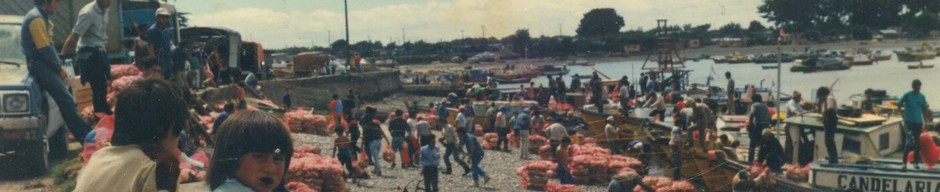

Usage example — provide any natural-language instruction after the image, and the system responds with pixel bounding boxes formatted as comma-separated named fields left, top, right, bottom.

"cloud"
left=187, top=0, right=764, bottom=49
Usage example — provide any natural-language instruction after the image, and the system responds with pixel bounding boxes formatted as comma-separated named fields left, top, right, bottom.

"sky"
left=175, top=0, right=766, bottom=49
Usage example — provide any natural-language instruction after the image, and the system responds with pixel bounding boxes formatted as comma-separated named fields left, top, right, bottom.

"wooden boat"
left=908, top=63, right=934, bottom=69
left=869, top=50, right=892, bottom=61
left=762, top=65, right=779, bottom=69
left=566, top=59, right=595, bottom=66
left=791, top=56, right=850, bottom=72
left=846, top=54, right=874, bottom=66
left=717, top=52, right=751, bottom=64
left=895, top=48, right=936, bottom=62
left=539, top=65, right=569, bottom=76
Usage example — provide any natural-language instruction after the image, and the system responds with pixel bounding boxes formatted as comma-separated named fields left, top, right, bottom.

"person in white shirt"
left=669, top=125, right=683, bottom=180
left=544, top=117, right=568, bottom=159
left=604, top=116, right=620, bottom=154
left=786, top=91, right=807, bottom=117
left=643, top=91, right=667, bottom=121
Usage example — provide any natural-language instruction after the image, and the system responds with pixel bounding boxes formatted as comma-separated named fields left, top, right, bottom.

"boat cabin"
left=784, top=114, right=902, bottom=166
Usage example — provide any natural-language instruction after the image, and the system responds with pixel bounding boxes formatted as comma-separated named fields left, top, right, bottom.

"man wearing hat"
left=60, top=0, right=113, bottom=115
left=605, top=116, right=620, bottom=154
left=147, top=7, right=174, bottom=79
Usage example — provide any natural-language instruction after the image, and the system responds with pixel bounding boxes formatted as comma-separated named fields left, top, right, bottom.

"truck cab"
left=0, top=15, right=70, bottom=175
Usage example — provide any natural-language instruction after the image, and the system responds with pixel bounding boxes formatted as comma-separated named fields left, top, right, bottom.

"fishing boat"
left=791, top=56, right=850, bottom=72
left=683, top=54, right=711, bottom=62
left=895, top=48, right=936, bottom=62
left=908, top=62, right=934, bottom=69
left=714, top=52, right=751, bottom=64
left=567, top=59, right=595, bottom=66
left=845, top=54, right=874, bottom=66
left=570, top=74, right=593, bottom=79
left=762, top=65, right=780, bottom=70
left=869, top=50, right=892, bottom=61
left=539, top=65, right=569, bottom=76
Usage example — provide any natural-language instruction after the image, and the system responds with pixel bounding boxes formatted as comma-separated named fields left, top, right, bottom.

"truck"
left=178, top=27, right=265, bottom=84
left=292, top=51, right=329, bottom=76
left=0, top=15, right=70, bottom=175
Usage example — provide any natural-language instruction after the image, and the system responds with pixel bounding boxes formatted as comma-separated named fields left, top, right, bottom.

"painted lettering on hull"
left=835, top=175, right=940, bottom=192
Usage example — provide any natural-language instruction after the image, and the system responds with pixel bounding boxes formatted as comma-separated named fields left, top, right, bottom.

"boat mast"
left=776, top=30, right=782, bottom=136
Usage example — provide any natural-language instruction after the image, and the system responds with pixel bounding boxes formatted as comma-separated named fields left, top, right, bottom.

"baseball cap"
left=155, top=8, right=171, bottom=16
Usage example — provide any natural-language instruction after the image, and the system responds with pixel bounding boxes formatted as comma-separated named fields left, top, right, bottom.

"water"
left=521, top=55, right=940, bottom=107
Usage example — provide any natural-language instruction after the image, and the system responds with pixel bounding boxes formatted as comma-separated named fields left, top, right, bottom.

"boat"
left=752, top=53, right=795, bottom=64
left=492, top=76, right=534, bottom=84
left=715, top=52, right=750, bottom=64
left=539, top=65, right=569, bottom=76
left=762, top=65, right=779, bottom=69
left=568, top=59, right=595, bottom=66
left=791, top=55, right=850, bottom=72
left=570, top=74, right=593, bottom=79
left=869, top=50, right=892, bottom=61
left=845, top=54, right=874, bottom=66
left=895, top=48, right=936, bottom=62
left=683, top=54, right=711, bottom=62
left=908, top=63, right=934, bottom=69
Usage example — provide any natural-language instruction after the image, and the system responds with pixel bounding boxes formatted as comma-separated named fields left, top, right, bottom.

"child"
left=207, top=111, right=294, bottom=192
left=75, top=79, right=188, bottom=191
left=420, top=135, right=441, bottom=192
left=333, top=131, right=358, bottom=180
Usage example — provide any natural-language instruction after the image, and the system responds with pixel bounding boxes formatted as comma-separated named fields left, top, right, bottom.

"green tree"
left=747, top=20, right=767, bottom=32
left=719, top=22, right=744, bottom=37
left=576, top=8, right=625, bottom=38
left=759, top=0, right=824, bottom=32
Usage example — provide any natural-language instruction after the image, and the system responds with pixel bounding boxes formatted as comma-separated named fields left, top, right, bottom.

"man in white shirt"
left=605, top=116, right=620, bottom=154
left=544, top=117, right=567, bottom=159
left=669, top=125, right=683, bottom=180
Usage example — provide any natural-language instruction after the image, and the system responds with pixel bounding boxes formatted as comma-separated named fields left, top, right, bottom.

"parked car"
left=0, top=15, right=70, bottom=175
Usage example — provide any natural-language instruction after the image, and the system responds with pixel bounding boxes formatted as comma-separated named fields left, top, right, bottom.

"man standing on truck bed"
left=21, top=0, right=93, bottom=142
left=147, top=8, right=174, bottom=80
left=60, top=0, right=112, bottom=115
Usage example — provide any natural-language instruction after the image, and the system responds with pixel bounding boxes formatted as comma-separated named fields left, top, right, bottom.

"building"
left=623, top=44, right=641, bottom=54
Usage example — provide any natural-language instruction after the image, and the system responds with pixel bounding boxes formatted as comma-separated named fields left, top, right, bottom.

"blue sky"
left=175, top=0, right=765, bottom=49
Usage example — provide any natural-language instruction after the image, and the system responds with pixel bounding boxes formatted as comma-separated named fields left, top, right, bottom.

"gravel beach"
left=292, top=130, right=610, bottom=192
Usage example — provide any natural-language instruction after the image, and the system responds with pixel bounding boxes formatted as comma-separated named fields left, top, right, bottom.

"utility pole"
left=344, top=0, right=351, bottom=67
left=482, top=25, right=485, bottom=38
left=559, top=23, right=562, bottom=36
left=402, top=28, right=406, bottom=43
left=461, top=30, right=464, bottom=39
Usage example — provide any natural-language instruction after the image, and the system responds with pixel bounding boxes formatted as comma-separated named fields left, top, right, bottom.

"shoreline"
left=398, top=38, right=940, bottom=73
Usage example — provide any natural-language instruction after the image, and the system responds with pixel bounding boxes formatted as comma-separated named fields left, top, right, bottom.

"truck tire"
left=24, top=143, right=49, bottom=176
left=49, top=127, right=69, bottom=160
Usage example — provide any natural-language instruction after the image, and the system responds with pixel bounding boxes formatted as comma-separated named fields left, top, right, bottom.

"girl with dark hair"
left=207, top=110, right=294, bottom=192
left=817, top=86, right=839, bottom=164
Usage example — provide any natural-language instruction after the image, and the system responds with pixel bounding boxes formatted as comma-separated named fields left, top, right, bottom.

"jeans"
left=672, top=145, right=681, bottom=180
left=557, top=163, right=574, bottom=184
left=903, top=121, right=923, bottom=166
left=337, top=148, right=355, bottom=175
left=519, top=131, right=530, bottom=159
left=496, top=130, right=509, bottom=150
left=748, top=130, right=763, bottom=163
left=392, top=136, right=405, bottom=152
left=470, top=155, right=487, bottom=182
left=422, top=166, right=439, bottom=192
left=824, top=110, right=839, bottom=164
left=443, top=143, right=468, bottom=169
left=28, top=63, right=92, bottom=143
left=77, top=47, right=111, bottom=114
left=369, top=140, right=383, bottom=173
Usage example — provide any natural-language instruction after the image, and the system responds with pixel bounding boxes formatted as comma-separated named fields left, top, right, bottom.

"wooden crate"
left=70, top=76, right=93, bottom=110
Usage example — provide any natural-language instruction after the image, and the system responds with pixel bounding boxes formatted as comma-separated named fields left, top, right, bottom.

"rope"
left=684, top=162, right=730, bottom=181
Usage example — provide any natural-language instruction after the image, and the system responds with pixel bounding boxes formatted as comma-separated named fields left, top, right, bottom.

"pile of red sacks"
left=284, top=182, right=318, bottom=192
left=567, top=144, right=645, bottom=185
left=515, top=160, right=556, bottom=190
left=105, top=64, right=143, bottom=108
left=414, top=113, right=440, bottom=129
left=482, top=133, right=499, bottom=150
left=283, top=109, right=331, bottom=135
left=288, top=147, right=346, bottom=192
left=784, top=164, right=810, bottom=182
left=546, top=182, right=583, bottom=192
left=633, top=177, right=695, bottom=192
left=528, top=134, right=548, bottom=154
